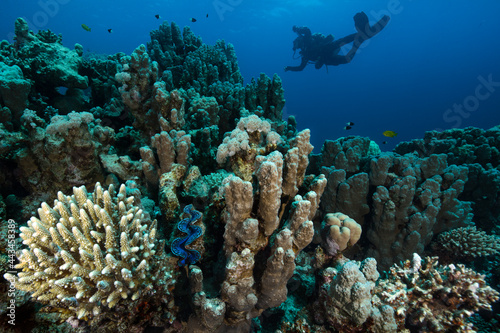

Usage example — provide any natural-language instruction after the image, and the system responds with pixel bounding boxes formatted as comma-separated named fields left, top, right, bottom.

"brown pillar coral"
left=184, top=118, right=326, bottom=331
left=140, top=125, right=192, bottom=188
left=365, top=153, right=474, bottom=271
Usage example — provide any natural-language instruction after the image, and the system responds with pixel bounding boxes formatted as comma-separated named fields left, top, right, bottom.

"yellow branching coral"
left=4, top=182, right=166, bottom=320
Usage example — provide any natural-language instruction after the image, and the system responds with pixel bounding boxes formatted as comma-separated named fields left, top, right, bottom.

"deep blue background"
left=2, top=0, right=500, bottom=151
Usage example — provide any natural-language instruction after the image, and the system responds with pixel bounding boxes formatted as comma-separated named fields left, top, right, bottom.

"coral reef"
left=14, top=18, right=88, bottom=91
left=0, top=18, right=499, bottom=333
left=182, top=122, right=326, bottom=331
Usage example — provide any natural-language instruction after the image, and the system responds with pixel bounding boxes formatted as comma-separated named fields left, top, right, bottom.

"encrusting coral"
left=4, top=183, right=176, bottom=325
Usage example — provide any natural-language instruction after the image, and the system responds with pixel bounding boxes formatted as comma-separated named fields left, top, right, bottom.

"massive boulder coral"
left=366, top=153, right=474, bottom=270
left=317, top=257, right=398, bottom=333
left=216, top=114, right=282, bottom=181
left=319, top=212, right=362, bottom=256
left=15, top=111, right=111, bottom=217
left=395, top=127, right=500, bottom=168
left=4, top=183, right=177, bottom=327
left=0, top=62, right=30, bottom=117
left=14, top=18, right=88, bottom=91
left=310, top=136, right=378, bottom=174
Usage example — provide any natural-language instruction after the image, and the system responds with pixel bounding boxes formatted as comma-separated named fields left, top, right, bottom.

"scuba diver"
left=284, top=12, right=390, bottom=72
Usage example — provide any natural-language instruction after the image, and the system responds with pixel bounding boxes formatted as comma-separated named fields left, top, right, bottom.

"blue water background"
left=1, top=0, right=500, bottom=151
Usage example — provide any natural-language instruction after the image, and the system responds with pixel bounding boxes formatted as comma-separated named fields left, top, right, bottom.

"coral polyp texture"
left=0, top=17, right=499, bottom=332
left=4, top=183, right=176, bottom=324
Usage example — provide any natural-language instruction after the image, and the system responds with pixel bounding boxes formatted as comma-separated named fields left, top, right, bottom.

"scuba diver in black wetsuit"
left=284, top=12, right=390, bottom=72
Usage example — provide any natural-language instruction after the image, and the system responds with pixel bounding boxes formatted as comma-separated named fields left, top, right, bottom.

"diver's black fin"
left=354, top=12, right=369, bottom=34
left=354, top=12, right=390, bottom=41
left=354, top=12, right=391, bottom=43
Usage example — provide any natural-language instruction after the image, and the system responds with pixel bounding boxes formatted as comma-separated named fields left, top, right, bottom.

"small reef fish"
left=206, top=13, right=209, bottom=18
left=155, top=14, right=160, bottom=19
left=107, top=29, right=112, bottom=33
left=191, top=18, right=197, bottom=22
left=81, top=24, right=91, bottom=32
left=383, top=130, right=398, bottom=137
left=382, top=141, right=387, bottom=144
left=346, top=121, right=354, bottom=126
left=344, top=125, right=352, bottom=130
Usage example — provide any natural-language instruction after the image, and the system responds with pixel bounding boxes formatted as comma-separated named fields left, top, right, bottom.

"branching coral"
left=432, top=226, right=500, bottom=260
left=376, top=254, right=500, bottom=332
left=4, top=183, right=175, bottom=322
left=315, top=254, right=499, bottom=332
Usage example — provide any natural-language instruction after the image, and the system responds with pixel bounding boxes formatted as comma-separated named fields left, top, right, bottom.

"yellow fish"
left=383, top=130, right=398, bottom=138
left=81, top=24, right=91, bottom=32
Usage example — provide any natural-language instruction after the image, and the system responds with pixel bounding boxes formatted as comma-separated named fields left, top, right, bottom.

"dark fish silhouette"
left=346, top=121, right=354, bottom=126
left=206, top=13, right=208, bottom=18
left=107, top=29, right=112, bottom=33
left=382, top=141, right=387, bottom=144
left=155, top=14, right=160, bottom=19
left=191, top=18, right=197, bottom=22
left=344, top=126, right=352, bottom=130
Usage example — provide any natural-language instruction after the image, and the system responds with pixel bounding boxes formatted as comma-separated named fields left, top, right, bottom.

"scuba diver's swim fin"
left=354, top=12, right=390, bottom=41
left=354, top=12, right=370, bottom=33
